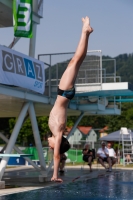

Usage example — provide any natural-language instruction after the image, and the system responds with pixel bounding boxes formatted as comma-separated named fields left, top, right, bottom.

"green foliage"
left=67, top=116, right=78, bottom=127
left=103, top=53, right=133, bottom=84
left=113, top=142, right=122, bottom=151
left=37, top=116, right=49, bottom=137
left=0, top=118, right=10, bottom=132
left=8, top=116, right=50, bottom=146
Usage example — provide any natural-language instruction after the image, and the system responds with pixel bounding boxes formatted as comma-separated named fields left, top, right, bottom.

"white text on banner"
left=0, top=45, right=45, bottom=94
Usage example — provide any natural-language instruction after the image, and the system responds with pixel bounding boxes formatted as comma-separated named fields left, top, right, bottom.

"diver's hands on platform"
left=51, top=177, right=63, bottom=183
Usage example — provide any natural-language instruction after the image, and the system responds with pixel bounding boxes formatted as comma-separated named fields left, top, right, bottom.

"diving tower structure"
left=0, top=0, right=133, bottom=187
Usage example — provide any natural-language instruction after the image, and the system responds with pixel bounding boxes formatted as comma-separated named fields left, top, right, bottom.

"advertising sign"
left=0, top=45, right=45, bottom=94
left=13, top=0, right=32, bottom=38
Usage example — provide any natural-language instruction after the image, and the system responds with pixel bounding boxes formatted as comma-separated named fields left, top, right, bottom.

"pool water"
left=1, top=172, right=133, bottom=200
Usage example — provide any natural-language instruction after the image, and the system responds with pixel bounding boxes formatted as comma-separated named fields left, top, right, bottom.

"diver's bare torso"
left=48, top=95, right=70, bottom=136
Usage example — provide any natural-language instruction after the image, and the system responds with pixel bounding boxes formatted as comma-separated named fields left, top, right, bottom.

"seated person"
left=125, top=154, right=131, bottom=163
left=106, top=141, right=117, bottom=167
left=59, top=153, right=67, bottom=173
left=82, top=143, right=94, bottom=172
left=97, top=141, right=112, bottom=172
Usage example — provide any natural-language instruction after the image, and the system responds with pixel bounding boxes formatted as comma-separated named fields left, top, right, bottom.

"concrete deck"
left=0, top=165, right=132, bottom=196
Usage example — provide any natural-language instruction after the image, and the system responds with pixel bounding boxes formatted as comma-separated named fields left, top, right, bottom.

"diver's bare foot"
left=82, top=16, right=93, bottom=35
left=51, top=177, right=63, bottom=182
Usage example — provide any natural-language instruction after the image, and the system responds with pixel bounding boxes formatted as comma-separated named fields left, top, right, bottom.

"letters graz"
left=2, top=50, right=43, bottom=82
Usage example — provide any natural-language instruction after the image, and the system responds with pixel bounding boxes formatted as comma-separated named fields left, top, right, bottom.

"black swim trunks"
left=83, top=155, right=93, bottom=162
left=57, top=87, right=75, bottom=100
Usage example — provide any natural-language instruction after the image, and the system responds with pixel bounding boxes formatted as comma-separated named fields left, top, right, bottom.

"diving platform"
left=0, top=81, right=132, bottom=120
left=75, top=82, right=133, bottom=97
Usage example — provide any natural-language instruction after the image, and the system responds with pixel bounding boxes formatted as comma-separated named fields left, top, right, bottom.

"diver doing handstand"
left=48, top=16, right=93, bottom=182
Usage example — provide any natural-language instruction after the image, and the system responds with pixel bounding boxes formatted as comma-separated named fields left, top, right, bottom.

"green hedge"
left=23, top=147, right=83, bottom=163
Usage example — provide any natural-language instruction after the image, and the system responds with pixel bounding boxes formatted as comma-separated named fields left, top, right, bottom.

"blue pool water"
left=1, top=172, right=133, bottom=200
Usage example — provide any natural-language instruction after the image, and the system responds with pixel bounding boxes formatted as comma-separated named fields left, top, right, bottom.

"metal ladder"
left=119, top=127, right=133, bottom=166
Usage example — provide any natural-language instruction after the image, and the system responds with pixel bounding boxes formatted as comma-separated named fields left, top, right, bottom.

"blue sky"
left=0, top=0, right=133, bottom=59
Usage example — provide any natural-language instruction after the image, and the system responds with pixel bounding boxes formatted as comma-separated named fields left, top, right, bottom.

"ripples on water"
left=1, top=172, right=133, bottom=200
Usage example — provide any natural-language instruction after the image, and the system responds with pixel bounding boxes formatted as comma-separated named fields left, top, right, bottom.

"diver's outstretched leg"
left=59, top=16, right=93, bottom=90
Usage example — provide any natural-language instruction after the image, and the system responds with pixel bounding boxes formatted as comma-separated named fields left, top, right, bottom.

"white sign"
left=0, top=45, right=45, bottom=94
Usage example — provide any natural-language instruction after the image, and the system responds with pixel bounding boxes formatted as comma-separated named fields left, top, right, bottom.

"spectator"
left=82, top=143, right=94, bottom=172
left=125, top=154, right=131, bottom=163
left=106, top=141, right=117, bottom=167
left=59, top=153, right=67, bottom=173
left=97, top=141, right=112, bottom=172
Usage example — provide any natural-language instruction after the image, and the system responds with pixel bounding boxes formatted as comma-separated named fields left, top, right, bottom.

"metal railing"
left=38, top=51, right=122, bottom=112
left=38, top=50, right=104, bottom=97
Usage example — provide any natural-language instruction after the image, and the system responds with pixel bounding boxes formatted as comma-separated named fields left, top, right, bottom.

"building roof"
left=99, top=126, right=109, bottom=133
left=78, top=126, right=92, bottom=135
left=66, top=126, right=92, bottom=135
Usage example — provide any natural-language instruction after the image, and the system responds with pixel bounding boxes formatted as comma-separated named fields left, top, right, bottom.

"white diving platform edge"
left=0, top=154, right=33, bottom=158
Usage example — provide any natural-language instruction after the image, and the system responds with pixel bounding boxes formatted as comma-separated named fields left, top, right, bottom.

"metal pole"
left=114, top=59, right=116, bottom=82
left=49, top=55, right=51, bottom=97
left=38, top=0, right=43, bottom=10
left=0, top=102, right=30, bottom=181
left=8, top=37, right=21, bottom=49
left=28, top=103, right=46, bottom=170
left=122, top=132, right=125, bottom=166
left=29, top=22, right=37, bottom=58
left=56, top=63, right=59, bottom=86
left=0, top=133, right=41, bottom=171
left=46, top=160, right=53, bottom=174
left=100, top=51, right=102, bottom=86
left=33, top=0, right=38, bottom=13
left=67, top=111, right=84, bottom=140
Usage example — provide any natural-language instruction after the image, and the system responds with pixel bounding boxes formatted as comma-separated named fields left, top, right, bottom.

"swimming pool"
left=1, top=171, right=133, bottom=200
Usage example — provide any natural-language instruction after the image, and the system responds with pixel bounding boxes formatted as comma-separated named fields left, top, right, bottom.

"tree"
left=8, top=116, right=50, bottom=146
